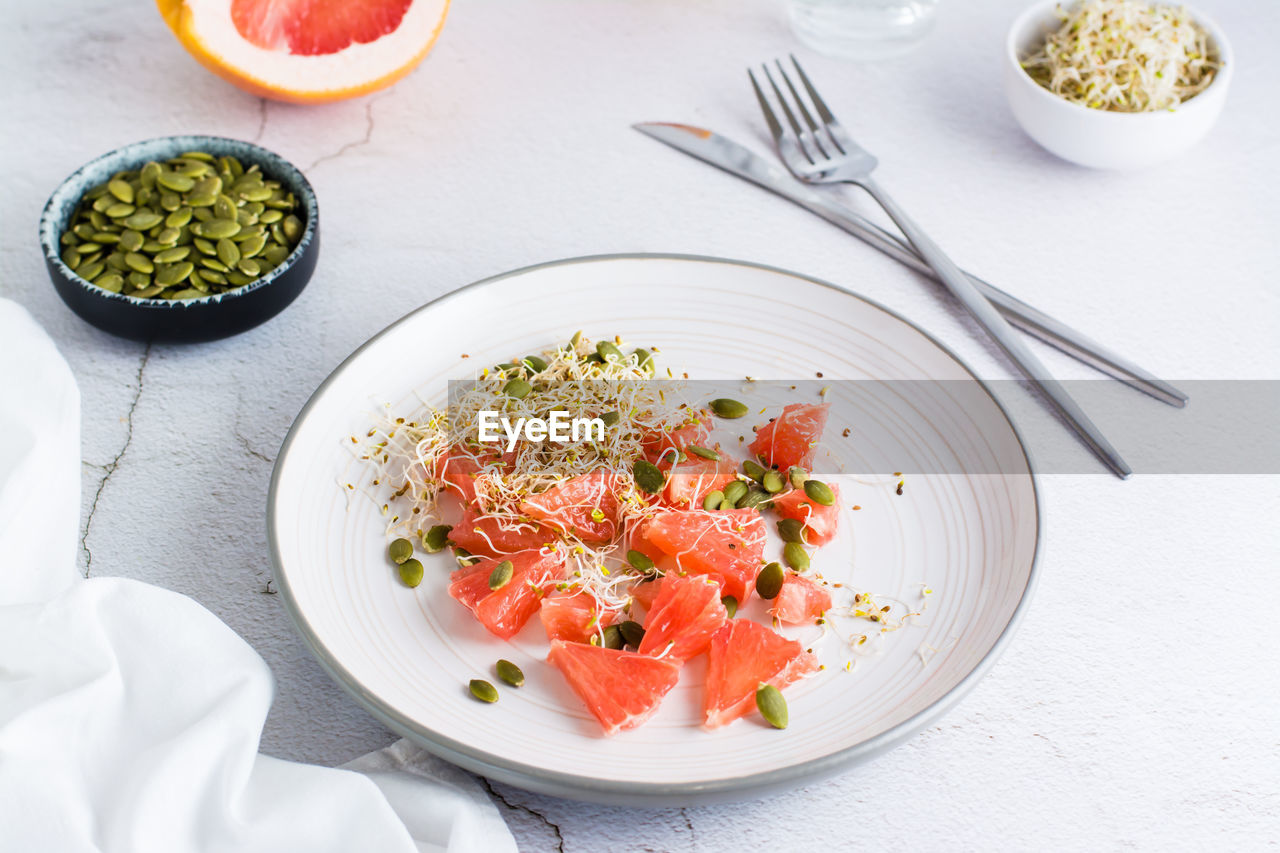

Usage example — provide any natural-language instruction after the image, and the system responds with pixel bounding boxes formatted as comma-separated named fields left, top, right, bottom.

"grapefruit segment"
left=540, top=590, right=619, bottom=644
left=641, top=416, right=712, bottom=464
left=703, top=619, right=819, bottom=729
left=663, top=455, right=738, bottom=508
left=547, top=640, right=681, bottom=736
left=448, top=549, right=565, bottom=639
left=520, top=470, right=621, bottom=544
left=448, top=508, right=555, bottom=558
left=637, top=509, right=767, bottom=603
left=769, top=573, right=833, bottom=625
left=748, top=403, right=830, bottom=471
left=773, top=482, right=842, bottom=545
left=157, top=0, right=450, bottom=103
left=636, top=574, right=727, bottom=663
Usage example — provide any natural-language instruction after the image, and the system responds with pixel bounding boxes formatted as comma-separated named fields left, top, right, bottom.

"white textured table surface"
left=4, top=0, right=1278, bottom=849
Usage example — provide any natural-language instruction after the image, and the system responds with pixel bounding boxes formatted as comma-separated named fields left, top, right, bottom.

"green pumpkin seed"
left=237, top=258, right=261, bottom=276
left=168, top=288, right=204, bottom=300
left=60, top=248, right=79, bottom=269
left=188, top=270, right=209, bottom=292
left=424, top=524, right=451, bottom=553
left=789, top=466, right=808, bottom=488
left=73, top=223, right=97, bottom=240
left=214, top=194, right=237, bottom=221
left=488, top=560, right=514, bottom=590
left=688, top=445, right=719, bottom=461
left=469, top=679, right=499, bottom=703
left=600, top=410, right=620, bottom=427
left=227, top=271, right=254, bottom=287
left=626, top=549, right=655, bottom=572
left=201, top=270, right=228, bottom=285
left=709, top=398, right=749, bottom=419
left=76, top=261, right=104, bottom=282
left=155, top=262, right=194, bottom=287
left=634, top=348, right=655, bottom=375
left=141, top=241, right=168, bottom=253
left=777, top=518, right=808, bottom=544
left=140, top=162, right=161, bottom=188
left=156, top=171, right=195, bottom=192
left=738, top=488, right=771, bottom=510
left=803, top=479, right=835, bottom=506
left=155, top=227, right=180, bottom=245
left=263, top=245, right=289, bottom=265
left=107, top=179, right=134, bottom=203
left=721, top=595, right=738, bottom=617
left=389, top=537, right=414, bottom=565
left=756, top=562, right=785, bottom=599
left=722, top=480, right=748, bottom=505
left=199, top=218, right=241, bottom=240
left=619, top=620, right=645, bottom=648
left=104, top=202, right=136, bottom=219
left=105, top=252, right=128, bottom=271
left=522, top=354, right=548, bottom=373
left=164, top=207, right=192, bottom=228
left=601, top=624, right=625, bottom=650
left=399, top=558, right=425, bottom=587
left=91, top=231, right=121, bottom=244
left=702, top=490, right=724, bottom=511
left=95, top=273, right=124, bottom=293
left=756, top=683, right=788, bottom=729
left=496, top=659, right=524, bottom=688
left=201, top=257, right=231, bottom=273
left=187, top=192, right=216, bottom=208
left=74, top=241, right=102, bottom=254
left=123, top=210, right=163, bottom=231
left=119, top=230, right=144, bottom=252
left=762, top=470, right=785, bottom=493
left=783, top=542, right=810, bottom=571
left=91, top=194, right=115, bottom=213
left=241, top=185, right=274, bottom=202
left=128, top=272, right=151, bottom=289
left=132, top=284, right=164, bottom=298
left=503, top=378, right=532, bottom=399
left=282, top=214, right=303, bottom=242
left=239, top=233, right=268, bottom=258
left=596, top=340, right=624, bottom=363
left=632, top=459, right=664, bottom=494
left=153, top=246, right=191, bottom=264
left=259, top=208, right=284, bottom=224
left=743, top=460, right=766, bottom=482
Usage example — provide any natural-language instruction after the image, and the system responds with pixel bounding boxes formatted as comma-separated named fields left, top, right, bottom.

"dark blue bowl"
left=39, top=135, right=319, bottom=342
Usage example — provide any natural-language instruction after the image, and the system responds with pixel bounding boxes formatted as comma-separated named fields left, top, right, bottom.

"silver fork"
left=750, top=56, right=1132, bottom=479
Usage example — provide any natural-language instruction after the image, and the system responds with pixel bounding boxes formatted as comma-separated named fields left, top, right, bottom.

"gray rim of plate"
left=266, top=253, right=1042, bottom=801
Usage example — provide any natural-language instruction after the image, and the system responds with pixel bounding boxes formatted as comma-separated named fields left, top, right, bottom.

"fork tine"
left=747, top=69, right=785, bottom=146
left=774, top=60, right=828, bottom=158
left=762, top=65, right=815, bottom=163
left=788, top=54, right=847, bottom=154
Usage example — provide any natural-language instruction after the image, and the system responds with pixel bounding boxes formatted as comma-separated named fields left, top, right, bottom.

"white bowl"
left=1004, top=0, right=1233, bottom=169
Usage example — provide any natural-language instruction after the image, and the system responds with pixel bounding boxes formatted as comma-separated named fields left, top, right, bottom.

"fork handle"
left=858, top=177, right=1132, bottom=479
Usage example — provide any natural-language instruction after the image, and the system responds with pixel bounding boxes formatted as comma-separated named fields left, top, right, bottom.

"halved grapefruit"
left=157, top=0, right=450, bottom=103
left=703, top=619, right=819, bottom=729
left=547, top=640, right=681, bottom=736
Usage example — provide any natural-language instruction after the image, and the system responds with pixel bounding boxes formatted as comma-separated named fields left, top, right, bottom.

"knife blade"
left=633, top=121, right=1186, bottom=408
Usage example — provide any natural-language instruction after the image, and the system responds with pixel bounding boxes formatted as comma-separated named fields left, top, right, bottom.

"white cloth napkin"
left=0, top=300, right=517, bottom=853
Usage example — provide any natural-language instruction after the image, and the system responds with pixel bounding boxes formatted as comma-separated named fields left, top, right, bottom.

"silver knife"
left=633, top=121, right=1186, bottom=408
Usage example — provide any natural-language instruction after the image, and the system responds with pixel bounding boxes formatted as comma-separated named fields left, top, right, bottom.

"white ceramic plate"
left=268, top=255, right=1040, bottom=805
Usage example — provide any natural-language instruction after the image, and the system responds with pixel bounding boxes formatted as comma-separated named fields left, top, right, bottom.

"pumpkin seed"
left=200, top=218, right=241, bottom=240
left=187, top=193, right=216, bottom=208
left=140, top=162, right=161, bottom=188
left=157, top=171, right=195, bottom=192
left=688, top=445, right=719, bottom=461
left=107, top=179, right=134, bottom=203
left=803, top=479, right=835, bottom=506
left=626, top=549, right=654, bottom=572
left=469, top=679, right=499, bottom=703
left=602, top=624, right=625, bottom=650
left=496, top=659, right=525, bottom=688
left=132, top=284, right=164, bottom=298
left=756, top=683, right=788, bottom=729
left=789, top=466, right=808, bottom=488
left=282, top=214, right=303, bottom=241
left=156, top=262, right=194, bottom=287
left=128, top=272, right=151, bottom=289
left=709, top=398, right=749, bottom=419
left=762, top=470, right=785, bottom=493
left=618, top=620, right=645, bottom=648
left=123, top=211, right=163, bottom=231
left=522, top=354, right=548, bottom=373
left=702, top=490, right=724, bottom=511
left=237, top=258, right=261, bottom=276
left=398, top=558, right=425, bottom=588
left=95, top=273, right=124, bottom=293
left=721, top=595, right=739, bottom=618
left=488, top=560, right=514, bottom=590
left=777, top=518, right=808, bottom=544
left=722, top=480, right=748, bottom=505
left=389, top=537, right=414, bottom=565
left=60, top=248, right=79, bottom=269
left=120, top=230, right=144, bottom=252
left=91, top=231, right=121, bottom=244
left=738, top=488, right=771, bottom=510
left=168, top=288, right=204, bottom=300
left=634, top=348, right=655, bottom=375
left=259, top=208, right=284, bottom=224
left=596, top=340, right=624, bottom=363
left=76, top=261, right=104, bottom=281
left=104, top=202, right=136, bottom=218
left=600, top=410, right=620, bottom=427
left=201, top=258, right=231, bottom=273
left=424, top=524, right=451, bottom=553
left=632, top=459, right=664, bottom=494
left=783, top=542, right=810, bottom=571
left=743, top=460, right=766, bottom=482
left=503, top=378, right=532, bottom=399
left=756, top=562, right=785, bottom=599
left=153, top=246, right=191, bottom=264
